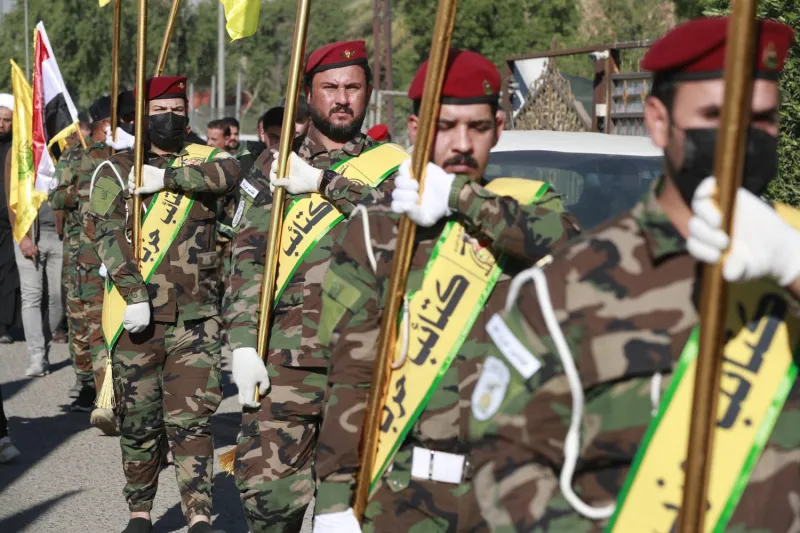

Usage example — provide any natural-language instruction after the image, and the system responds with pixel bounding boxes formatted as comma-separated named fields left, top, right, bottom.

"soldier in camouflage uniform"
left=312, top=50, right=580, bottom=533
left=469, top=18, right=800, bottom=533
left=49, top=138, right=92, bottom=405
left=226, top=40, right=393, bottom=533
left=86, top=76, right=239, bottom=533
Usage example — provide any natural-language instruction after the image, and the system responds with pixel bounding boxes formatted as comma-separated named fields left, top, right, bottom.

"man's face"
left=257, top=120, right=265, bottom=143
left=307, top=65, right=370, bottom=141
left=227, top=125, right=240, bottom=149
left=148, top=97, right=186, bottom=117
left=206, top=127, right=229, bottom=149
left=265, top=124, right=282, bottom=150
left=0, top=107, right=12, bottom=136
left=295, top=118, right=310, bottom=137
left=646, top=78, right=779, bottom=173
left=407, top=103, right=504, bottom=180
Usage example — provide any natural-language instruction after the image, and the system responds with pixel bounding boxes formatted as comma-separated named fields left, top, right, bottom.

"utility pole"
left=217, top=1, right=225, bottom=119
left=371, top=0, right=382, bottom=127
left=24, top=0, right=30, bottom=80
left=382, top=0, right=394, bottom=135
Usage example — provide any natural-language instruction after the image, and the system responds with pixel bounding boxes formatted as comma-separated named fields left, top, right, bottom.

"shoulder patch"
left=89, top=175, right=123, bottom=216
left=232, top=197, right=247, bottom=228
left=471, top=355, right=511, bottom=422
left=240, top=178, right=261, bottom=199
left=486, top=314, right=542, bottom=379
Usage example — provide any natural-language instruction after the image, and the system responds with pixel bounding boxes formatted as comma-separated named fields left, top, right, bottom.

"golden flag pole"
left=155, top=0, right=182, bottom=76
left=218, top=0, right=311, bottom=476
left=110, top=0, right=122, bottom=149
left=132, top=0, right=148, bottom=263
left=254, top=0, right=311, bottom=388
left=353, top=0, right=458, bottom=520
left=678, top=1, right=760, bottom=531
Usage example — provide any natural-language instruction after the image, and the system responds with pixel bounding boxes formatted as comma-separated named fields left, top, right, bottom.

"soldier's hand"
left=122, top=301, right=151, bottom=334
left=688, top=176, right=800, bottom=286
left=128, top=165, right=166, bottom=196
left=232, top=347, right=270, bottom=408
left=105, top=124, right=135, bottom=151
left=18, top=235, right=38, bottom=259
left=269, top=152, right=323, bottom=194
left=391, top=160, right=454, bottom=227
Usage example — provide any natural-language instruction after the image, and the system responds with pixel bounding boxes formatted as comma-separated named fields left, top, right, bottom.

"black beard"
left=0, top=132, right=11, bottom=144
left=310, top=106, right=366, bottom=144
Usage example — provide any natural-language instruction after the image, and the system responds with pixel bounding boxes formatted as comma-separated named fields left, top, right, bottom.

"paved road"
left=0, top=338, right=313, bottom=533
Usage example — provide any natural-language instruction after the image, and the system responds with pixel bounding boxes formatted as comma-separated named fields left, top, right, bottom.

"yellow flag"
left=220, top=0, right=261, bottom=40
left=9, top=59, right=45, bottom=243
left=99, top=0, right=112, bottom=7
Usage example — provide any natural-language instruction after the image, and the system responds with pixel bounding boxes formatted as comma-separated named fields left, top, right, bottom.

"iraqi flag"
left=32, top=21, right=80, bottom=192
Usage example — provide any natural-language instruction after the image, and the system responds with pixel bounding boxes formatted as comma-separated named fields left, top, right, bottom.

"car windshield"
left=486, top=149, right=664, bottom=230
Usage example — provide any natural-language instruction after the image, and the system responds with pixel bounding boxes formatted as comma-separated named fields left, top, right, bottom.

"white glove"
left=99, top=263, right=108, bottom=278
left=232, top=347, right=270, bottom=408
left=313, top=509, right=362, bottom=533
left=105, top=124, right=135, bottom=151
left=270, top=152, right=323, bottom=194
left=122, top=301, right=150, bottom=334
left=391, top=160, right=455, bottom=227
left=688, top=176, right=800, bottom=286
left=128, top=165, right=166, bottom=195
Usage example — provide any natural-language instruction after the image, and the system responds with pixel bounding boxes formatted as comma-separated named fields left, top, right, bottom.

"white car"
left=487, top=130, right=663, bottom=230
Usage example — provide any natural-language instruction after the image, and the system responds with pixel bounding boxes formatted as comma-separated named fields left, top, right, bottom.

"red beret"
left=305, top=40, right=368, bottom=75
left=135, top=76, right=187, bottom=101
left=641, top=17, right=795, bottom=80
left=367, top=124, right=389, bottom=142
left=408, top=49, right=500, bottom=105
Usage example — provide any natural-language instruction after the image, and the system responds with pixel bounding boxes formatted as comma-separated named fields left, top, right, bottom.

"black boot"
left=121, top=517, right=152, bottom=533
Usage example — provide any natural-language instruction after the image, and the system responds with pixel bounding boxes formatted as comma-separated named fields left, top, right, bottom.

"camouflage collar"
left=298, top=131, right=368, bottom=161
left=89, top=140, right=106, bottom=150
left=632, top=177, right=687, bottom=261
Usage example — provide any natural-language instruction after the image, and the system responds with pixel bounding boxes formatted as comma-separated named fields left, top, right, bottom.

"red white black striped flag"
left=33, top=21, right=79, bottom=192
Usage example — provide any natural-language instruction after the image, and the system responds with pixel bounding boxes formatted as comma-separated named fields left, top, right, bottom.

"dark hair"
left=207, top=119, right=231, bottom=137
left=648, top=72, right=677, bottom=113
left=295, top=99, right=310, bottom=122
left=304, top=64, right=373, bottom=94
left=261, top=106, right=285, bottom=130
left=220, top=116, right=240, bottom=129
left=411, top=100, right=499, bottom=117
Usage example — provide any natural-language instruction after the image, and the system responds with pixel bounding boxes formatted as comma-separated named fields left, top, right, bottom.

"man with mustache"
left=311, top=49, right=580, bottom=532
left=468, top=18, right=800, bottom=532
left=86, top=75, right=239, bottom=533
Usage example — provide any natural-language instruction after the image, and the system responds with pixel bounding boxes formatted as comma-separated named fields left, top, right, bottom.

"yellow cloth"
left=8, top=59, right=45, bottom=243
left=220, top=0, right=261, bottom=40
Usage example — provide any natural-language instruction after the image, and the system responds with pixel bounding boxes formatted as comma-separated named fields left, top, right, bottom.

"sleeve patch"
left=240, top=178, right=260, bottom=199
left=471, top=355, right=511, bottom=422
left=486, top=313, right=542, bottom=379
left=89, top=177, right=123, bottom=216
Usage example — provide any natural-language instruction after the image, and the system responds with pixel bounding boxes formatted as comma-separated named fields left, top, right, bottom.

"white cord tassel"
left=650, top=372, right=663, bottom=417
left=351, top=204, right=377, bottom=274
left=392, top=293, right=411, bottom=370
left=520, top=266, right=616, bottom=521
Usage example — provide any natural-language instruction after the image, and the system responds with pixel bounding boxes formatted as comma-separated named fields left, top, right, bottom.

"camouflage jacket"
left=86, top=143, right=240, bottom=323
left=469, top=180, right=800, bottom=532
left=48, top=144, right=86, bottom=239
left=77, top=141, right=113, bottom=270
left=226, top=132, right=385, bottom=367
left=313, top=182, right=578, bottom=518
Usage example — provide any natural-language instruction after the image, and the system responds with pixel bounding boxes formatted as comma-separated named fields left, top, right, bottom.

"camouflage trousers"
left=362, top=446, right=485, bottom=533
left=114, top=316, right=222, bottom=523
left=77, top=265, right=107, bottom=391
left=63, top=236, right=93, bottom=384
left=235, top=364, right=327, bottom=533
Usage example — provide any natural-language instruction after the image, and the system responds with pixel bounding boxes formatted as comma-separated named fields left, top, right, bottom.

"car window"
left=486, top=149, right=663, bottom=230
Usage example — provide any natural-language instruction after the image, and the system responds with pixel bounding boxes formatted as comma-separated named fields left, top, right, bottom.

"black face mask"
left=148, top=112, right=187, bottom=152
left=667, top=126, right=778, bottom=206
left=118, top=121, right=135, bottom=135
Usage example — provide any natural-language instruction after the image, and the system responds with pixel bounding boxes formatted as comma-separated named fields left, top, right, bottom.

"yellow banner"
left=371, top=178, right=549, bottom=488
left=608, top=205, right=800, bottom=532
left=101, top=144, right=221, bottom=350
left=220, top=0, right=261, bottom=40
left=9, top=60, right=45, bottom=243
left=273, top=142, right=409, bottom=303
left=99, top=0, right=112, bottom=6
